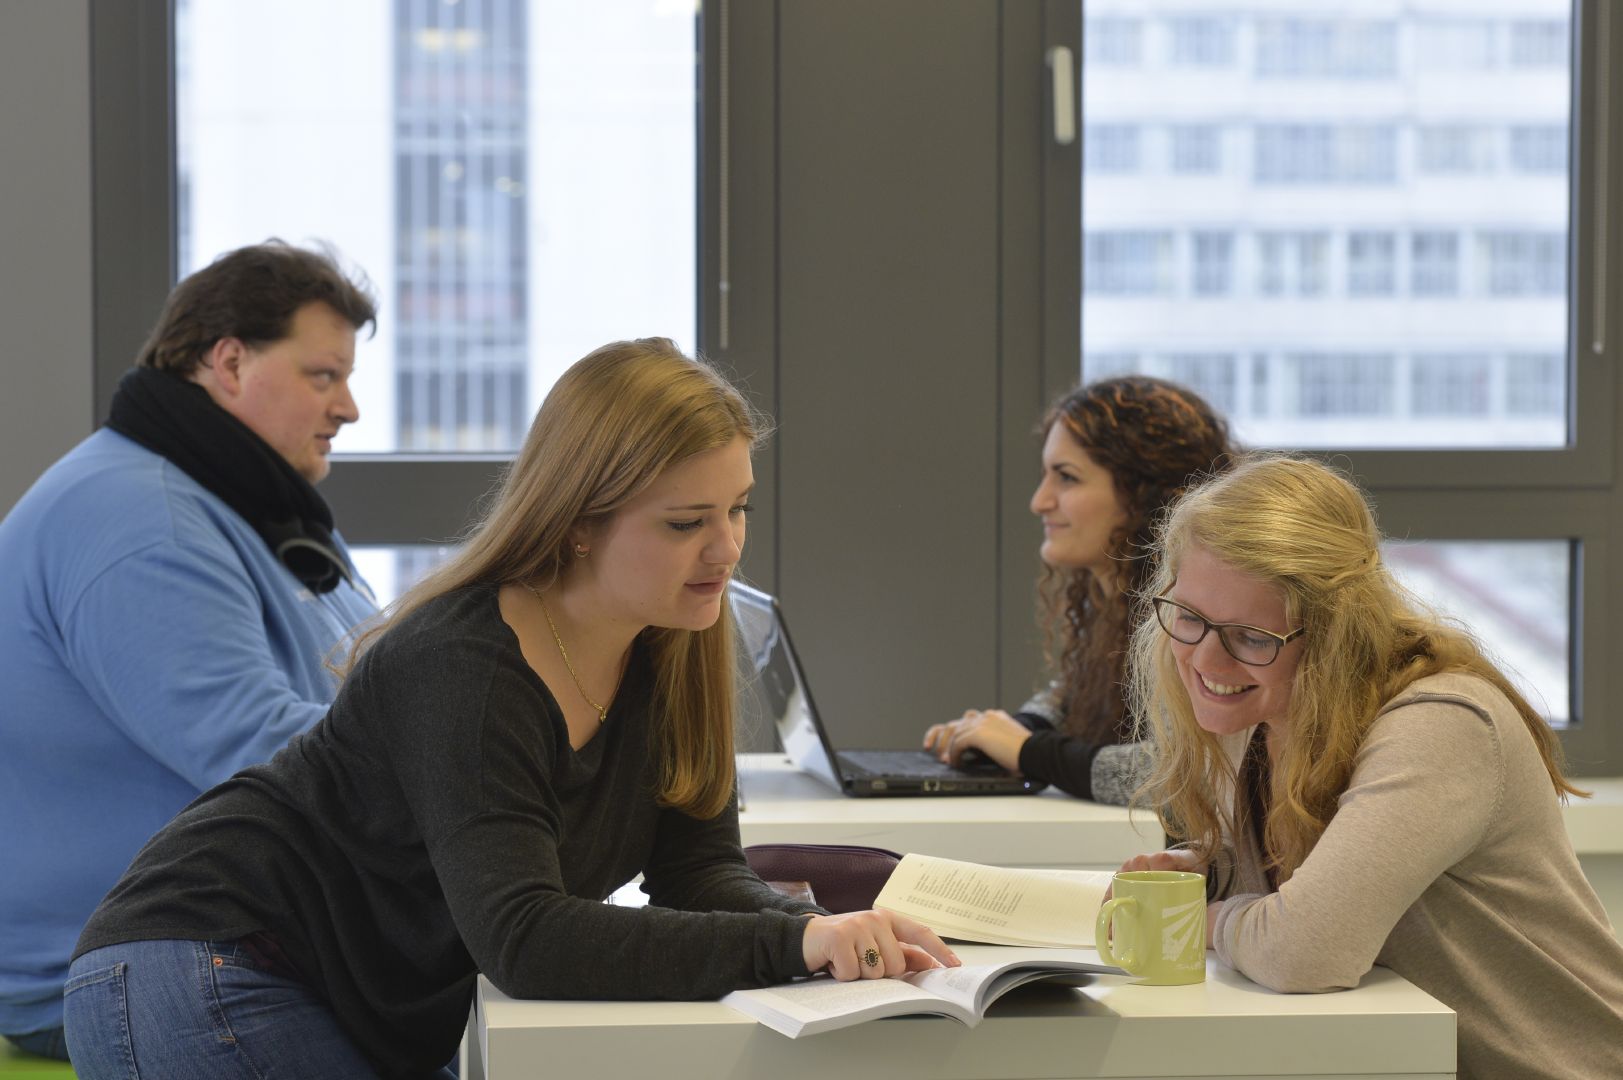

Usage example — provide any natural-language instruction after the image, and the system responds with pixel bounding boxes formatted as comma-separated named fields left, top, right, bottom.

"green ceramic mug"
left=1094, top=870, right=1207, bottom=985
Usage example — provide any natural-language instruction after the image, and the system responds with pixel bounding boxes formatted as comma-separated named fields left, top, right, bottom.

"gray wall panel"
left=0, top=0, right=93, bottom=513
left=776, top=0, right=1003, bottom=746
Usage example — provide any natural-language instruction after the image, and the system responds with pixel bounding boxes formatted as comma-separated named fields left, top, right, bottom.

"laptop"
left=730, top=582, right=1043, bottom=797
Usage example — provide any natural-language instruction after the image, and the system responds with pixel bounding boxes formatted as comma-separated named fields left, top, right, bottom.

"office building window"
left=1291, top=353, right=1395, bottom=416
left=1190, top=231, right=1234, bottom=297
left=1170, top=125, right=1222, bottom=174
left=350, top=544, right=460, bottom=609
left=1168, top=17, right=1236, bottom=67
left=1080, top=352, right=1140, bottom=380
left=1347, top=231, right=1396, bottom=296
left=1412, top=354, right=1492, bottom=416
left=1086, top=17, right=1141, bottom=65
left=1416, top=19, right=1496, bottom=69
left=174, top=0, right=698, bottom=455
left=1509, top=125, right=1568, bottom=174
left=1417, top=125, right=1496, bottom=175
left=1084, top=231, right=1174, bottom=296
left=1256, top=231, right=1330, bottom=297
left=1255, top=125, right=1396, bottom=184
left=1080, top=0, right=1570, bottom=450
left=1506, top=353, right=1564, bottom=416
left=1255, top=18, right=1398, bottom=78
left=1385, top=540, right=1572, bottom=725
left=1410, top=231, right=1461, bottom=297
left=1164, top=353, right=1239, bottom=413
left=1085, top=124, right=1141, bottom=173
left=1480, top=231, right=1565, bottom=296
left=394, top=4, right=530, bottom=451
left=1508, top=19, right=1569, bottom=67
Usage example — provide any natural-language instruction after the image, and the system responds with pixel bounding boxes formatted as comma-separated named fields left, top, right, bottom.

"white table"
left=468, top=951, right=1456, bottom=1080
left=737, top=753, right=1162, bottom=870
left=1567, top=777, right=1623, bottom=936
left=739, top=754, right=1623, bottom=935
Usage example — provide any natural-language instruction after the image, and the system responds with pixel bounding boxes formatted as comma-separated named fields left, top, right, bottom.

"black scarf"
left=106, top=366, right=353, bottom=594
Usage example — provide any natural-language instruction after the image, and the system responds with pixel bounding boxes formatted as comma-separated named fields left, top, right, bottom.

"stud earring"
left=573, top=543, right=589, bottom=558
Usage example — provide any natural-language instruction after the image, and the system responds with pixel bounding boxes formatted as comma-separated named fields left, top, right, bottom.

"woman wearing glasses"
left=1122, top=454, right=1623, bottom=1079
left=923, top=376, right=1235, bottom=802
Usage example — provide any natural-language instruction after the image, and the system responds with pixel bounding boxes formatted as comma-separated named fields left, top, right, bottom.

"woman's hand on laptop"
left=922, top=709, right=1029, bottom=772
left=802, top=909, right=960, bottom=980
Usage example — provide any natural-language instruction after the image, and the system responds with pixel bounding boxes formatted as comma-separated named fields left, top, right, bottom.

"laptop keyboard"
left=840, top=750, right=1003, bottom=779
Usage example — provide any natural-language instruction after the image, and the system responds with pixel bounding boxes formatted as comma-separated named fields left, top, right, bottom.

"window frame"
left=89, top=0, right=1622, bottom=773
left=1074, top=0, right=1619, bottom=771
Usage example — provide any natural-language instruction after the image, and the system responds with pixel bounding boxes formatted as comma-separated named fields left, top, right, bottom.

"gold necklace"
left=524, top=583, right=607, bottom=725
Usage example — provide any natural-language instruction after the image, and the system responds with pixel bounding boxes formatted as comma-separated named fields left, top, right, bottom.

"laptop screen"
left=730, top=582, right=842, bottom=789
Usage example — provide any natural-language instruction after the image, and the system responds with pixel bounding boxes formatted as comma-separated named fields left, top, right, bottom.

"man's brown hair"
left=136, top=240, right=377, bottom=376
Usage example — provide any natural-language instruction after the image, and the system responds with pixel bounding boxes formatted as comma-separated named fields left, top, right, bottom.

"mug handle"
left=1095, top=896, right=1140, bottom=972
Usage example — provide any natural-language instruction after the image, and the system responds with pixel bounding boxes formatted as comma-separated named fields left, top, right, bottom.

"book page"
left=721, top=975, right=966, bottom=1038
left=873, top=854, right=1112, bottom=947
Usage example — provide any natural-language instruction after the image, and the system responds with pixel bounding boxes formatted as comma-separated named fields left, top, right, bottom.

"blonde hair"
left=346, top=337, right=766, bottom=819
left=1127, top=453, right=1582, bottom=882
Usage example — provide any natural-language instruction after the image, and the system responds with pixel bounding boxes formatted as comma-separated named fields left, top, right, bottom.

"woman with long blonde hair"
left=1120, top=454, right=1623, bottom=1080
left=64, top=339, right=954, bottom=1080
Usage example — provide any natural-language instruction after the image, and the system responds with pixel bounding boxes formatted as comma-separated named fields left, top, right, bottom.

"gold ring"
left=862, top=947, right=881, bottom=969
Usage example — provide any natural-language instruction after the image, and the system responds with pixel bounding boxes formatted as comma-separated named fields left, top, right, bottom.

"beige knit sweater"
left=1210, top=672, right=1623, bottom=1080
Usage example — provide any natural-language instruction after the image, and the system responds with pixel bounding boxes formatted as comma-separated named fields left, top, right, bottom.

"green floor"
left=0, top=1040, right=75, bottom=1079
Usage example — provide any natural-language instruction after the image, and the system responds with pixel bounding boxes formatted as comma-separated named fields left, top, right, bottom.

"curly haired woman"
left=923, top=376, right=1235, bottom=803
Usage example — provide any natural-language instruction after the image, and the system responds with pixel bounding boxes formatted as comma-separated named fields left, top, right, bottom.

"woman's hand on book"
left=922, top=709, right=1030, bottom=772
left=801, top=909, right=961, bottom=981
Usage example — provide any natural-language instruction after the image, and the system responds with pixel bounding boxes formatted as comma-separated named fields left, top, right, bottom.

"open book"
left=873, top=853, right=1114, bottom=947
left=721, top=945, right=1120, bottom=1038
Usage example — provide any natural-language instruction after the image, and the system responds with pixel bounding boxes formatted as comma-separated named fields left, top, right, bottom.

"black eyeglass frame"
left=1150, top=595, right=1305, bottom=667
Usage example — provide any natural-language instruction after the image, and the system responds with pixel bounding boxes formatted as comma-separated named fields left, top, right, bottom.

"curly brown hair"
left=1038, top=376, right=1236, bottom=745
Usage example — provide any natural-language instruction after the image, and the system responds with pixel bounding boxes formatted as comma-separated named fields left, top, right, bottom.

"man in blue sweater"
left=0, top=242, right=381, bottom=1061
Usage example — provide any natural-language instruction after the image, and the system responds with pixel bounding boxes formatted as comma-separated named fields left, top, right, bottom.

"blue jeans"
left=64, top=939, right=457, bottom=1080
left=3, top=1026, right=70, bottom=1060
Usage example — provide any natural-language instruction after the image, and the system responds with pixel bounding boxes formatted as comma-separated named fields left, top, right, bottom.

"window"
left=1256, top=232, right=1330, bottom=297
left=350, top=545, right=459, bottom=609
left=1190, top=231, right=1233, bottom=297
left=1417, top=125, right=1496, bottom=175
left=1255, top=125, right=1396, bottom=184
left=1086, top=17, right=1141, bottom=65
left=1085, top=124, right=1140, bottom=173
left=1509, top=125, right=1568, bottom=174
left=1508, top=19, right=1569, bottom=67
left=1416, top=19, right=1496, bottom=69
left=1412, top=354, right=1492, bottom=416
left=1479, top=231, right=1566, bottom=297
left=1071, top=0, right=1610, bottom=768
left=1410, top=231, right=1461, bottom=297
left=1255, top=18, right=1398, bottom=78
left=1291, top=353, right=1395, bottom=416
left=1170, top=125, right=1221, bottom=174
left=1347, top=231, right=1396, bottom=296
left=1168, top=17, right=1235, bottom=67
left=173, top=0, right=699, bottom=455
left=79, top=0, right=1617, bottom=789
left=1164, top=353, right=1239, bottom=413
left=1384, top=540, right=1573, bottom=725
left=1506, top=353, right=1564, bottom=416
left=1084, top=231, right=1174, bottom=295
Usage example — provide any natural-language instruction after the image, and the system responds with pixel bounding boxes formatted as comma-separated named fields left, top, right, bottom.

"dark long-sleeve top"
left=76, top=585, right=820, bottom=1078
left=1011, top=682, right=1152, bottom=804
